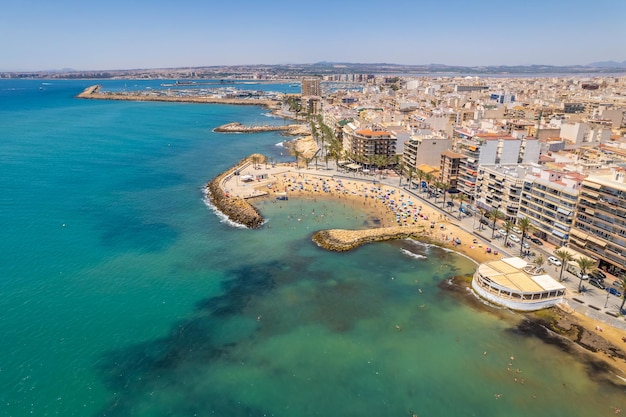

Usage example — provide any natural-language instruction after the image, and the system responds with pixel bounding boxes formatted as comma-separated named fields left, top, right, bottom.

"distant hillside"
left=587, top=60, right=626, bottom=69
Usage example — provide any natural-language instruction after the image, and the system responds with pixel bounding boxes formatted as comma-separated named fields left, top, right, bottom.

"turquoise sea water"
left=0, top=79, right=624, bottom=417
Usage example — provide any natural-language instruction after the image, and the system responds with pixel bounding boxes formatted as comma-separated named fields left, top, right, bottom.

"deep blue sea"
left=0, top=79, right=623, bottom=417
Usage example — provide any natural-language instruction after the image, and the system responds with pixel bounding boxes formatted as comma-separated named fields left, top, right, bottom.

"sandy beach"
left=235, top=167, right=500, bottom=264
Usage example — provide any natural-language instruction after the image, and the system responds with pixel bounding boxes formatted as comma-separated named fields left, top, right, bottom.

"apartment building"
left=302, top=78, right=321, bottom=96
left=568, top=168, right=626, bottom=277
left=518, top=169, right=582, bottom=247
left=454, top=132, right=540, bottom=198
left=476, top=164, right=527, bottom=221
left=440, top=150, right=465, bottom=191
left=402, top=132, right=452, bottom=172
left=342, top=123, right=396, bottom=163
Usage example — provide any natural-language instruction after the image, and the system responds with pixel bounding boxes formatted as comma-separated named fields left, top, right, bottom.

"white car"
left=508, top=234, right=520, bottom=243
left=548, top=256, right=562, bottom=266
left=498, top=229, right=508, bottom=236
left=512, top=226, right=522, bottom=234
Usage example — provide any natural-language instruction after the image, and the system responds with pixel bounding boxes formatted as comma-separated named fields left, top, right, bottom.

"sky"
left=1, top=0, right=625, bottom=71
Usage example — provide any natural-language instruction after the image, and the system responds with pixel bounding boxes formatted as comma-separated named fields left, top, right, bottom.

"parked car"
left=530, top=237, right=543, bottom=246
left=589, top=279, right=605, bottom=290
left=548, top=256, right=562, bottom=266
left=512, top=226, right=522, bottom=234
left=590, top=270, right=606, bottom=280
left=509, top=234, right=521, bottom=243
left=522, top=242, right=531, bottom=249
left=606, top=287, right=622, bottom=297
left=479, top=218, right=490, bottom=226
left=498, top=229, right=508, bottom=236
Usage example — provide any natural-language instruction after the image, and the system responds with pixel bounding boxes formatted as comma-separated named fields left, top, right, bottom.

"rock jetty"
left=312, top=225, right=427, bottom=252
left=76, top=85, right=280, bottom=108
left=213, top=122, right=303, bottom=134
left=205, top=154, right=266, bottom=228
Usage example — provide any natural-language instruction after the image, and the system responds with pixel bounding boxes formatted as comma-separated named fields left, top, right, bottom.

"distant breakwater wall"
left=213, top=122, right=304, bottom=134
left=76, top=85, right=280, bottom=108
left=312, top=225, right=427, bottom=252
left=205, top=154, right=266, bottom=229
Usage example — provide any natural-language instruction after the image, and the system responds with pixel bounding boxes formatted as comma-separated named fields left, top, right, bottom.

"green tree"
left=448, top=193, right=457, bottom=214
left=517, top=216, right=535, bottom=257
left=554, top=249, right=574, bottom=282
left=502, top=220, right=514, bottom=246
left=397, top=161, right=405, bottom=186
left=456, top=192, right=468, bottom=219
left=618, top=275, right=626, bottom=312
left=534, top=254, right=545, bottom=272
left=575, top=257, right=597, bottom=293
left=439, top=182, right=450, bottom=209
left=416, top=169, right=425, bottom=192
left=294, top=150, right=302, bottom=169
left=487, top=209, right=504, bottom=238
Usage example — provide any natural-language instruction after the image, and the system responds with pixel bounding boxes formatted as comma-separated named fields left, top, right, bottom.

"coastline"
left=208, top=155, right=626, bottom=383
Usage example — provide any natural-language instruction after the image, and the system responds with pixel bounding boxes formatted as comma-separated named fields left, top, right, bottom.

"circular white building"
left=472, top=257, right=566, bottom=311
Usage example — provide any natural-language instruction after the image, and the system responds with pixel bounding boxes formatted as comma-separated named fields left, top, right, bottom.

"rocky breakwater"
left=213, top=122, right=303, bottom=134
left=76, top=85, right=279, bottom=108
left=312, top=225, right=427, bottom=252
left=205, top=154, right=266, bottom=229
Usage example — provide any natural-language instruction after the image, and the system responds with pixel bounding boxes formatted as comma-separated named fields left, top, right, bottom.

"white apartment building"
left=402, top=132, right=452, bottom=171
left=569, top=168, right=626, bottom=277
left=518, top=169, right=582, bottom=247
left=476, top=164, right=527, bottom=221
left=454, top=131, right=541, bottom=198
left=560, top=122, right=611, bottom=148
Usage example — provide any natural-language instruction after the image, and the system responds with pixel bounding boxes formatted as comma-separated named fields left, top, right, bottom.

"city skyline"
left=2, top=0, right=625, bottom=72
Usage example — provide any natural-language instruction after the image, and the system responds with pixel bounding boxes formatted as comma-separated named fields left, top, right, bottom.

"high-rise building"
left=568, top=168, right=626, bottom=277
left=302, top=78, right=321, bottom=96
left=518, top=169, right=582, bottom=247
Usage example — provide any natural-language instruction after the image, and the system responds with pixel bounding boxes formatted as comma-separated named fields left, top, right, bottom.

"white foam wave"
left=263, top=112, right=279, bottom=118
left=201, top=190, right=248, bottom=229
left=401, top=248, right=427, bottom=260
left=275, top=141, right=285, bottom=147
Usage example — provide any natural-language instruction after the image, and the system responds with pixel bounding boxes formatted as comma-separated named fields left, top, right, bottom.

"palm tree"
left=517, top=216, right=534, bottom=257
left=396, top=161, right=404, bottom=186
left=440, top=182, right=450, bottom=209
left=534, top=255, right=545, bottom=273
left=433, top=180, right=444, bottom=204
left=618, top=275, right=626, bottom=312
left=487, top=209, right=504, bottom=238
left=575, top=256, right=597, bottom=293
left=416, top=169, right=425, bottom=192
left=294, top=150, right=302, bottom=169
left=448, top=193, right=457, bottom=215
left=477, top=208, right=487, bottom=230
left=502, top=220, right=514, bottom=246
left=554, top=249, right=574, bottom=282
left=456, top=193, right=468, bottom=219
left=424, top=172, right=434, bottom=195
